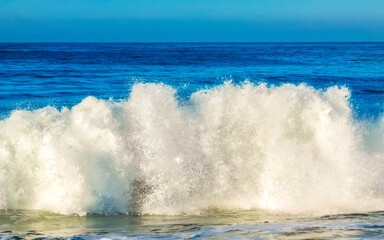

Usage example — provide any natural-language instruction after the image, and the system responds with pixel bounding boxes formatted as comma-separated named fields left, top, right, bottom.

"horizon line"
left=1, top=41, right=384, bottom=44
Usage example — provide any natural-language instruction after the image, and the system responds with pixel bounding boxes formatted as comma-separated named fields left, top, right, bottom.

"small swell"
left=363, top=89, right=384, bottom=94
left=34, top=75, right=55, bottom=79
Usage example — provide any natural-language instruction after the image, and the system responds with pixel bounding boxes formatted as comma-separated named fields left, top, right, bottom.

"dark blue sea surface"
left=0, top=42, right=383, bottom=119
left=1, top=43, right=384, bottom=240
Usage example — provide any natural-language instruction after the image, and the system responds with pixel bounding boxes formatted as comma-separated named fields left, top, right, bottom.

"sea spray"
left=0, top=82, right=383, bottom=216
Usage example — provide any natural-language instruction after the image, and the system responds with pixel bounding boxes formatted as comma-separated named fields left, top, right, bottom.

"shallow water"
left=1, top=210, right=384, bottom=239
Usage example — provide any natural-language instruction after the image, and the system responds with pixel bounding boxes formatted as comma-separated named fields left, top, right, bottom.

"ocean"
left=0, top=42, right=383, bottom=239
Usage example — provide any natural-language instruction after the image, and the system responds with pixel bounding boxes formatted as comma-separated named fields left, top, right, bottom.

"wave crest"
left=0, top=82, right=383, bottom=216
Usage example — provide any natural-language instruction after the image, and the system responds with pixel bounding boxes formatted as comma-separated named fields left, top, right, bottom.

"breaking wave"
left=0, top=82, right=383, bottom=216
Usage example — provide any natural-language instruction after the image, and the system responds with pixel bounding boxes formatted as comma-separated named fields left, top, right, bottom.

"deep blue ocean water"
left=0, top=43, right=384, bottom=239
left=0, top=43, right=383, bottom=119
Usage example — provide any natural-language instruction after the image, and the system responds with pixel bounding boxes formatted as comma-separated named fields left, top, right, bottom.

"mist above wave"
left=0, top=82, right=383, bottom=216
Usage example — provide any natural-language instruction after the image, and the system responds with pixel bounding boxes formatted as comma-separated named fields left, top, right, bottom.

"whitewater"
left=1, top=82, right=383, bottom=217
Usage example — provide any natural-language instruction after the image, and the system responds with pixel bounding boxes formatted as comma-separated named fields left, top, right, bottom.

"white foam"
left=0, top=82, right=383, bottom=216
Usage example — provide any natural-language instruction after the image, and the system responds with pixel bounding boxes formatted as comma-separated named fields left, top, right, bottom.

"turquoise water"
left=0, top=43, right=383, bottom=239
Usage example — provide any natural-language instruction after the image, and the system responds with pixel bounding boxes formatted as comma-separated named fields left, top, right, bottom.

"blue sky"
left=1, top=0, right=384, bottom=42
